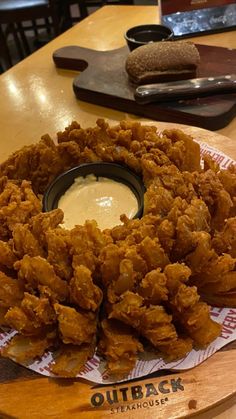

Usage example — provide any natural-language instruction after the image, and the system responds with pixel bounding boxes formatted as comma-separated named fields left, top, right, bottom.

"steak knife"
left=134, top=74, right=236, bottom=104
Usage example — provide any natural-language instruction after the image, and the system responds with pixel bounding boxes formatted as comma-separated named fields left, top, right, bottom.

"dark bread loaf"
left=125, top=41, right=200, bottom=85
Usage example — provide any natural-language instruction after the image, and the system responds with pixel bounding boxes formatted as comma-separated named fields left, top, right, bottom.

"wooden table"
left=0, top=5, right=235, bottom=418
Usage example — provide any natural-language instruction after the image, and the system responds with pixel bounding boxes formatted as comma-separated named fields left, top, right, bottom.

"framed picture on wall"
left=160, top=0, right=236, bottom=37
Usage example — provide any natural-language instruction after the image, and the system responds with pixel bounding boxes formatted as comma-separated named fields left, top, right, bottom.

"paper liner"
left=0, top=142, right=235, bottom=384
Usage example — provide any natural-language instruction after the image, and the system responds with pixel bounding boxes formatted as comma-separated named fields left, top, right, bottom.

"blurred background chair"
left=0, top=0, right=154, bottom=73
left=62, top=1, right=134, bottom=25
left=0, top=0, right=60, bottom=70
left=79, top=1, right=134, bottom=18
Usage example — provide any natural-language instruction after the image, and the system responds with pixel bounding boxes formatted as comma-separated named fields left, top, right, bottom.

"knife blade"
left=134, top=74, right=236, bottom=104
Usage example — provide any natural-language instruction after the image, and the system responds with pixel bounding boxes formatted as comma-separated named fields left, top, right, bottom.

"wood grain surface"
left=53, top=43, right=236, bottom=131
left=0, top=342, right=235, bottom=418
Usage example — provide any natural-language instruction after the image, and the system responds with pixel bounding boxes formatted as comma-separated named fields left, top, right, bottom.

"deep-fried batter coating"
left=5, top=307, right=44, bottom=335
left=194, top=169, right=233, bottom=230
left=205, top=253, right=235, bottom=277
left=70, top=220, right=107, bottom=274
left=57, top=120, right=81, bottom=143
left=217, top=163, right=236, bottom=217
left=185, top=232, right=216, bottom=274
left=138, top=269, right=168, bottom=304
left=97, top=144, right=142, bottom=174
left=166, top=196, right=188, bottom=225
left=82, top=219, right=109, bottom=249
left=171, top=198, right=211, bottom=260
left=15, top=255, right=69, bottom=301
left=191, top=254, right=236, bottom=291
left=202, top=160, right=236, bottom=218
left=5, top=307, right=43, bottom=336
left=109, top=292, right=178, bottom=349
left=183, top=197, right=211, bottom=231
left=181, top=302, right=221, bottom=347
left=59, top=119, right=114, bottom=151
left=162, top=129, right=200, bottom=172
left=46, top=228, right=72, bottom=281
left=205, top=160, right=236, bottom=216
left=54, top=304, right=97, bottom=345
left=169, top=284, right=221, bottom=347
left=138, top=236, right=169, bottom=270
left=118, top=119, right=157, bottom=141
left=172, top=284, right=200, bottom=311
left=157, top=219, right=175, bottom=254
left=212, top=217, right=236, bottom=257
left=144, top=165, right=196, bottom=211
left=110, top=214, right=160, bottom=244
left=191, top=246, right=236, bottom=307
left=0, top=179, right=20, bottom=207
left=20, top=180, right=42, bottom=213
left=5, top=293, right=56, bottom=335
left=0, top=119, right=234, bottom=377
left=57, top=141, right=81, bottom=172
left=99, top=244, right=124, bottom=286
left=21, top=293, right=56, bottom=325
left=108, top=259, right=136, bottom=301
left=69, top=265, right=103, bottom=311
left=98, top=319, right=143, bottom=379
left=124, top=246, right=148, bottom=280
left=203, top=154, right=220, bottom=173
left=109, top=291, right=145, bottom=329
left=141, top=151, right=172, bottom=186
left=179, top=229, right=236, bottom=303
left=12, top=224, right=45, bottom=259
left=144, top=185, right=174, bottom=217
left=164, top=263, right=191, bottom=292
left=0, top=240, right=17, bottom=269
left=101, top=237, right=152, bottom=304
left=0, top=136, right=64, bottom=194
left=30, top=209, right=64, bottom=248
left=0, top=272, right=23, bottom=311
left=51, top=341, right=96, bottom=377
left=140, top=306, right=177, bottom=348
left=0, top=180, right=42, bottom=240
left=1, top=331, right=57, bottom=363
left=159, top=336, right=193, bottom=362
left=0, top=179, right=33, bottom=208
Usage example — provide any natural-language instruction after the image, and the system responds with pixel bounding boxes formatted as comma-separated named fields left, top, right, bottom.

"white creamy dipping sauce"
left=58, top=174, right=139, bottom=230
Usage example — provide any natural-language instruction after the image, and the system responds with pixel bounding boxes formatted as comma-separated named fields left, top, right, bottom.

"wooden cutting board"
left=53, top=44, right=236, bottom=130
left=0, top=341, right=235, bottom=418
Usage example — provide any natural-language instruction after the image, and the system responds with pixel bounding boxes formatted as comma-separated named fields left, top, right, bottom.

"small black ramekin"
left=125, top=24, right=174, bottom=51
left=43, top=162, right=145, bottom=220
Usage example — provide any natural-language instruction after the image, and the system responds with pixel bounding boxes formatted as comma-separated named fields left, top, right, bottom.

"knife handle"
left=134, top=75, right=236, bottom=104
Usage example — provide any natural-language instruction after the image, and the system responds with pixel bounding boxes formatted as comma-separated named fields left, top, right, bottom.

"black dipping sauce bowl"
left=43, top=162, right=145, bottom=221
left=125, top=24, right=174, bottom=51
